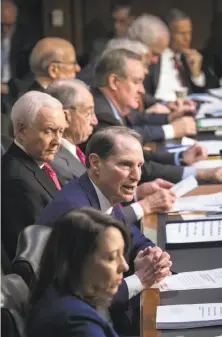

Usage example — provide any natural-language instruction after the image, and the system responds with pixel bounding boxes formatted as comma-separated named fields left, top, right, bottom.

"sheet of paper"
left=166, top=219, right=222, bottom=244
left=193, top=159, right=222, bottom=169
left=171, top=192, right=222, bottom=212
left=198, top=140, right=222, bottom=155
left=188, top=93, right=222, bottom=103
left=170, top=175, right=198, bottom=198
left=156, top=303, right=222, bottom=329
left=181, top=137, right=196, bottom=146
left=208, top=88, right=222, bottom=99
left=152, top=268, right=222, bottom=291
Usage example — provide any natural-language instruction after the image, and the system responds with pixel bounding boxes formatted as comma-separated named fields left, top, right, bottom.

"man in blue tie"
left=36, top=126, right=172, bottom=335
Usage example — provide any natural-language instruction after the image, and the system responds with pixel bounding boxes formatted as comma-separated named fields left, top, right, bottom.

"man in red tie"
left=2, top=90, right=67, bottom=260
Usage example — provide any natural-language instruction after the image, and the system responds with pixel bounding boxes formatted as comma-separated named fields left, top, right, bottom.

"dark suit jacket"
left=35, top=173, right=154, bottom=324
left=91, top=88, right=183, bottom=183
left=27, top=284, right=119, bottom=337
left=51, top=144, right=150, bottom=225
left=144, top=52, right=220, bottom=97
left=92, top=87, right=168, bottom=142
left=1, top=143, right=59, bottom=259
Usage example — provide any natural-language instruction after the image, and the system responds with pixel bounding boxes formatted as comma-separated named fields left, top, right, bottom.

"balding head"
left=29, top=37, right=80, bottom=81
left=47, top=79, right=97, bottom=144
left=1, top=0, right=17, bottom=37
left=11, top=91, right=67, bottom=162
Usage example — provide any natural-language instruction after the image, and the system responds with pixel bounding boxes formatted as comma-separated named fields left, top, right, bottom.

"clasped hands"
left=134, top=246, right=172, bottom=288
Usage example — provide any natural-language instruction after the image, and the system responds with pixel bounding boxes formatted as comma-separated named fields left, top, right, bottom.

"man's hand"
left=136, top=179, right=174, bottom=200
left=146, top=103, right=171, bottom=114
left=171, top=116, right=197, bottom=138
left=196, top=167, right=222, bottom=183
left=134, top=247, right=172, bottom=288
left=168, top=99, right=196, bottom=122
left=138, top=189, right=176, bottom=214
left=183, top=49, right=203, bottom=78
left=182, top=142, right=208, bottom=165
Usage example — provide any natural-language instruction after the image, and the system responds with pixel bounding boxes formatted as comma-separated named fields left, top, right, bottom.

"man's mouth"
left=122, top=185, right=136, bottom=194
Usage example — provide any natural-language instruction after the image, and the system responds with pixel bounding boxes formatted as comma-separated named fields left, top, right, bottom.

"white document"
left=170, top=175, right=198, bottom=198
left=198, top=140, right=222, bottom=155
left=171, top=192, right=222, bottom=212
left=208, top=88, right=222, bottom=99
left=152, top=268, right=222, bottom=291
left=166, top=219, right=222, bottom=244
left=181, top=136, right=196, bottom=146
left=193, top=159, right=222, bottom=169
left=188, top=93, right=222, bottom=103
left=156, top=303, right=222, bottom=329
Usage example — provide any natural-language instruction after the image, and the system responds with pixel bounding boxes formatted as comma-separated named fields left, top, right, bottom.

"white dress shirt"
left=1, top=36, right=12, bottom=83
left=155, top=48, right=206, bottom=102
left=90, top=179, right=144, bottom=299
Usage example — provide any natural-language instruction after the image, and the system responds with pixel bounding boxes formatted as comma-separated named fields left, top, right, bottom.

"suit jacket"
left=144, top=52, right=220, bottom=97
left=1, top=143, right=59, bottom=259
left=92, top=87, right=168, bottom=142
left=51, top=144, right=146, bottom=225
left=27, top=284, right=118, bottom=337
left=91, top=88, right=183, bottom=183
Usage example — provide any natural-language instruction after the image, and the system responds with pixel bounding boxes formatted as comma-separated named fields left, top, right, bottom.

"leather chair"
left=1, top=273, right=29, bottom=337
left=12, top=225, right=52, bottom=288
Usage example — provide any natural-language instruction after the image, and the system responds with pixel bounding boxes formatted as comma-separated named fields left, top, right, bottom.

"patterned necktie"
left=76, top=146, right=86, bottom=165
left=42, top=163, right=61, bottom=190
left=173, top=55, right=186, bottom=87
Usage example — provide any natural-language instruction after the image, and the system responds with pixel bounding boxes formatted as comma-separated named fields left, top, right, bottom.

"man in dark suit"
left=47, top=78, right=177, bottom=226
left=35, top=126, right=172, bottom=335
left=128, top=13, right=219, bottom=101
left=91, top=49, right=222, bottom=184
left=1, top=91, right=67, bottom=260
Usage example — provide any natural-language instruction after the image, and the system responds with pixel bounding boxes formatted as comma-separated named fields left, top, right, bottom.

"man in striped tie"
left=2, top=91, right=67, bottom=260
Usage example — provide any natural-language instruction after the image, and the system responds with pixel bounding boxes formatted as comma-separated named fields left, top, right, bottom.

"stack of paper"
left=156, top=303, right=222, bottom=329
left=171, top=192, right=222, bottom=213
left=166, top=219, right=222, bottom=244
left=198, top=140, right=222, bottom=155
left=152, top=268, right=222, bottom=292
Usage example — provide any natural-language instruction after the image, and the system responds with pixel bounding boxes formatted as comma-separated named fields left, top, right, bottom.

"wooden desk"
left=141, top=184, right=222, bottom=337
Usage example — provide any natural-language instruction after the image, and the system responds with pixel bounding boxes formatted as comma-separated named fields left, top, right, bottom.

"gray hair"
left=128, top=14, right=169, bottom=47
left=94, top=48, right=142, bottom=87
left=11, top=91, right=62, bottom=133
left=85, top=126, right=142, bottom=168
left=104, top=38, right=149, bottom=56
left=46, top=79, right=89, bottom=109
left=164, top=8, right=190, bottom=26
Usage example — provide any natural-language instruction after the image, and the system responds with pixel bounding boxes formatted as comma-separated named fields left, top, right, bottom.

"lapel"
left=152, top=58, right=161, bottom=92
left=78, top=173, right=101, bottom=210
left=92, top=87, right=126, bottom=126
left=180, top=54, right=193, bottom=92
left=56, top=145, right=86, bottom=177
left=7, top=143, right=58, bottom=197
left=145, top=59, right=161, bottom=95
left=28, top=80, right=46, bottom=92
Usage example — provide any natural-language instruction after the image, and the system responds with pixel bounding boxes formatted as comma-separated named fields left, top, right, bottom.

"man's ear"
left=108, top=73, right=119, bottom=91
left=88, top=153, right=101, bottom=174
left=16, top=122, right=26, bottom=140
left=48, top=63, right=58, bottom=79
left=63, top=109, right=72, bottom=125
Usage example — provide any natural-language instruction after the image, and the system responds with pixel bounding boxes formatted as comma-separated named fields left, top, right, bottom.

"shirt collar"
left=102, top=91, right=122, bottom=121
left=61, top=138, right=77, bottom=155
left=89, top=178, right=113, bottom=214
left=14, top=139, right=44, bottom=168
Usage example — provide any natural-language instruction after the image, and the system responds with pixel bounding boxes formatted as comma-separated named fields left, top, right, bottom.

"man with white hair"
left=2, top=91, right=67, bottom=260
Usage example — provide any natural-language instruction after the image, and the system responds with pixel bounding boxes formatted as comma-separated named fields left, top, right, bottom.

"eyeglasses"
left=67, top=106, right=95, bottom=119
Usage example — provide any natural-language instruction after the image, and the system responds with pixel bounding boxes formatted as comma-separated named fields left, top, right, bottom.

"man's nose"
left=91, top=113, right=98, bottom=126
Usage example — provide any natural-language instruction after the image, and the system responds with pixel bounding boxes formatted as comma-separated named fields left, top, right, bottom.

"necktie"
left=76, top=146, right=86, bottom=165
left=42, top=163, right=61, bottom=190
left=173, top=55, right=186, bottom=87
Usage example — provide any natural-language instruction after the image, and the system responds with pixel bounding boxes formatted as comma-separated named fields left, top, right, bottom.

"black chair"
left=1, top=273, right=29, bottom=337
left=12, top=225, right=52, bottom=288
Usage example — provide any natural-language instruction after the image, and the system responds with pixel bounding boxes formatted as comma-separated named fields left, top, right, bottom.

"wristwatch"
left=178, top=151, right=186, bottom=166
